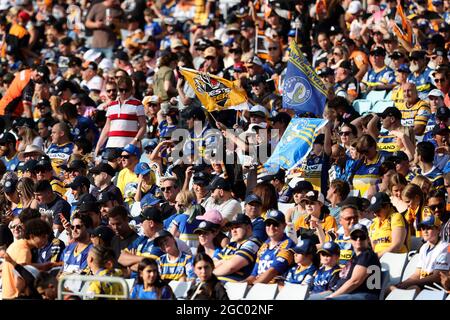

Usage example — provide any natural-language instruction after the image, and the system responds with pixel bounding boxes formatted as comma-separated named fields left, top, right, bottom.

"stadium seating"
left=243, top=283, right=278, bottom=300
left=125, top=279, right=135, bottom=294
left=224, top=282, right=248, bottom=300
left=371, top=100, right=394, bottom=113
left=401, top=253, right=420, bottom=282
left=364, top=90, right=387, bottom=103
left=384, top=90, right=393, bottom=101
left=409, top=237, right=424, bottom=251
left=276, top=283, right=309, bottom=300
left=352, top=99, right=372, bottom=114
left=168, top=280, right=192, bottom=299
left=380, top=252, right=408, bottom=286
left=415, top=289, right=447, bottom=300
left=385, top=288, right=417, bottom=300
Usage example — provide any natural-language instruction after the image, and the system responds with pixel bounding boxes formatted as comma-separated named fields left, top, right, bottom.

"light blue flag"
left=262, top=117, right=328, bottom=175
left=282, top=41, right=327, bottom=116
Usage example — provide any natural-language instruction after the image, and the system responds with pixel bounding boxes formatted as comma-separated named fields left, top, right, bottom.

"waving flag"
left=282, top=41, right=327, bottom=116
left=179, top=67, right=248, bottom=112
left=392, top=2, right=413, bottom=48
left=261, top=117, right=328, bottom=175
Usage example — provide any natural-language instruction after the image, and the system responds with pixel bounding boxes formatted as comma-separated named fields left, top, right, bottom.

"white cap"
left=347, top=1, right=362, bottom=14
left=98, top=58, right=113, bottom=71
left=428, top=89, right=444, bottom=98
left=83, top=49, right=103, bottom=62
left=0, top=0, right=11, bottom=11
left=248, top=122, right=268, bottom=131
left=249, top=104, right=269, bottom=117
left=87, top=76, right=103, bottom=92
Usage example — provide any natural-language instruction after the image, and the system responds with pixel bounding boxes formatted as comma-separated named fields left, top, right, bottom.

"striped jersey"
left=363, top=66, right=395, bottom=87
left=216, top=237, right=262, bottom=282
left=62, top=242, right=93, bottom=274
left=285, top=263, right=317, bottom=285
left=47, top=142, right=74, bottom=176
left=126, top=236, right=164, bottom=260
left=352, top=151, right=389, bottom=198
left=420, top=166, right=445, bottom=192
left=335, top=234, right=354, bottom=267
left=397, top=99, right=431, bottom=129
left=377, top=130, right=401, bottom=153
left=310, top=265, right=341, bottom=293
left=105, top=97, right=145, bottom=148
left=407, top=68, right=434, bottom=100
left=157, top=252, right=195, bottom=282
left=169, top=213, right=201, bottom=249
left=250, top=235, right=295, bottom=281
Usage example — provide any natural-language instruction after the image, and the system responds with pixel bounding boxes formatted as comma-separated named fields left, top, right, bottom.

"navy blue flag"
left=282, top=41, right=327, bottom=116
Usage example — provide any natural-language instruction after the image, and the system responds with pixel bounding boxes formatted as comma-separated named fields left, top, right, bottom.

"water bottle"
left=105, top=8, right=111, bottom=27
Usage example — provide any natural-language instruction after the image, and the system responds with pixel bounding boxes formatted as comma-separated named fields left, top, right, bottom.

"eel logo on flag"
left=284, top=76, right=312, bottom=106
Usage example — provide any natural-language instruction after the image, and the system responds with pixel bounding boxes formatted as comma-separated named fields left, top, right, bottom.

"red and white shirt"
left=105, top=97, right=145, bottom=148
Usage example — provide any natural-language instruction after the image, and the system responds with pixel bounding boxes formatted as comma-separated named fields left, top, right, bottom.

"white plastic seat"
left=401, top=253, right=420, bottom=282
left=276, top=283, right=309, bottom=300
left=380, top=252, right=408, bottom=286
left=415, top=289, right=447, bottom=300
left=385, top=289, right=417, bottom=300
left=224, top=282, right=248, bottom=300
left=365, top=90, right=387, bottom=103
left=278, top=202, right=294, bottom=214
left=169, top=280, right=192, bottom=299
left=371, top=100, right=394, bottom=113
left=243, top=283, right=278, bottom=300
left=379, top=270, right=391, bottom=300
left=125, top=278, right=135, bottom=294
left=384, top=90, right=393, bottom=101
left=410, top=237, right=424, bottom=251
left=352, top=99, right=372, bottom=114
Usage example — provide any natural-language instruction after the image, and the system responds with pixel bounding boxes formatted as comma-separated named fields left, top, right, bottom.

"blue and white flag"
left=262, top=117, right=328, bottom=175
left=282, top=41, right=327, bottom=116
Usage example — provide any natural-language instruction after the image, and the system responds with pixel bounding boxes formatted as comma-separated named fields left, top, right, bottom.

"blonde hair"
left=410, top=175, right=431, bottom=193
left=175, top=190, right=196, bottom=208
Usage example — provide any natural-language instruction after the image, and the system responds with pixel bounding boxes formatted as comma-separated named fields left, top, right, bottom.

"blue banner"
left=262, top=117, right=328, bottom=175
left=282, top=41, right=327, bottom=116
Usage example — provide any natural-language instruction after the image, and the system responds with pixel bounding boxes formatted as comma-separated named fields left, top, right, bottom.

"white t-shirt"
left=417, top=240, right=449, bottom=278
left=203, top=196, right=242, bottom=222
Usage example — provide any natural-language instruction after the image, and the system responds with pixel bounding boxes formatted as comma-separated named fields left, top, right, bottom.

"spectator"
left=47, top=122, right=74, bottom=176
left=194, top=220, right=222, bottom=259
left=0, top=132, right=19, bottom=172
left=416, top=141, right=445, bottom=192
left=335, top=203, right=360, bottom=267
left=116, top=143, right=140, bottom=195
left=90, top=162, right=123, bottom=204
left=203, top=178, right=242, bottom=224
left=407, top=50, right=434, bottom=100
left=398, top=82, right=431, bottom=136
left=326, top=179, right=351, bottom=221
left=243, top=194, right=267, bottom=243
left=285, top=239, right=318, bottom=286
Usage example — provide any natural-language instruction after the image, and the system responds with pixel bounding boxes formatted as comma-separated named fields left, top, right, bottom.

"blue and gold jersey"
left=126, top=236, right=164, bottom=260
left=377, top=130, right=401, bottom=153
left=397, top=100, right=431, bottom=129
left=251, top=217, right=268, bottom=243
left=62, top=242, right=92, bottom=274
left=47, top=142, right=74, bottom=176
left=1, top=154, right=20, bottom=172
left=285, top=263, right=317, bottom=285
left=290, top=152, right=330, bottom=195
left=216, top=237, right=262, bottom=282
left=335, top=234, right=354, bottom=267
left=363, top=66, right=396, bottom=87
left=131, top=284, right=174, bottom=300
left=352, top=151, right=389, bottom=197
left=251, top=235, right=295, bottom=281
left=423, top=113, right=437, bottom=142
left=86, top=269, right=125, bottom=300
left=157, top=252, right=195, bottom=282
left=311, top=265, right=341, bottom=294
left=420, top=166, right=445, bottom=192
left=170, top=213, right=201, bottom=248
left=407, top=68, right=434, bottom=100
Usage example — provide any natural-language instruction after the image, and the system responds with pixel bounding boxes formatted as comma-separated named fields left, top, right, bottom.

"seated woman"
left=131, top=258, right=175, bottom=300
left=388, top=216, right=448, bottom=295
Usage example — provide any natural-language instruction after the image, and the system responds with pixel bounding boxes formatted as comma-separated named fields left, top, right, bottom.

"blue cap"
left=418, top=215, right=442, bottom=228
left=293, top=239, right=316, bottom=254
left=288, top=29, right=296, bottom=37
left=317, top=241, right=340, bottom=256
left=4, top=179, right=18, bottom=194
left=245, top=194, right=262, bottom=205
left=350, top=223, right=369, bottom=236
left=264, top=209, right=286, bottom=224
left=141, top=193, right=162, bottom=209
left=122, top=144, right=141, bottom=157
left=142, top=139, right=158, bottom=151
left=134, top=162, right=151, bottom=175
left=397, top=64, right=410, bottom=74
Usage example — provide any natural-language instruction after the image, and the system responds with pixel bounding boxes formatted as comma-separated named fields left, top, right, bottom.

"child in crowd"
left=285, top=239, right=318, bottom=286
left=35, top=271, right=59, bottom=300
left=131, top=258, right=175, bottom=300
left=186, top=253, right=229, bottom=300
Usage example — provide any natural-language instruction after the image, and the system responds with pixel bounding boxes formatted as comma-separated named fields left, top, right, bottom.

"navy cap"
left=397, top=64, right=410, bottom=73
left=78, top=201, right=99, bottom=213
left=410, top=50, right=427, bottom=60
left=207, top=177, right=232, bottom=191
left=194, top=220, right=220, bottom=233
left=66, top=176, right=91, bottom=189
left=102, top=148, right=122, bottom=161
left=0, top=132, right=16, bottom=144
left=193, top=172, right=210, bottom=185
left=418, top=215, right=442, bottom=229
left=154, top=230, right=174, bottom=247
left=316, top=67, right=334, bottom=77
left=89, top=225, right=115, bottom=244
left=134, top=162, right=151, bottom=175
left=436, top=106, right=450, bottom=120
left=387, top=151, right=409, bottom=164
left=367, top=192, right=391, bottom=212
left=377, top=106, right=402, bottom=120
left=34, top=157, right=53, bottom=171
left=265, top=209, right=286, bottom=224
left=293, top=239, right=316, bottom=254
left=97, top=191, right=115, bottom=205
left=370, top=46, right=386, bottom=56
left=350, top=223, right=369, bottom=236
left=317, top=241, right=340, bottom=256
left=4, top=179, right=18, bottom=194
left=245, top=194, right=262, bottom=205
left=60, top=160, right=86, bottom=172
left=390, top=51, right=405, bottom=59
left=90, top=163, right=116, bottom=177
left=226, top=213, right=252, bottom=227
left=122, top=144, right=141, bottom=157
left=300, top=190, right=325, bottom=205
left=292, top=180, right=314, bottom=194
left=137, top=206, right=163, bottom=224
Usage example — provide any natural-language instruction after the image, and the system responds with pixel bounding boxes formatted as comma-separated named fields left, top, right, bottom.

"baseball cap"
left=248, top=122, right=268, bottom=132
left=245, top=56, right=263, bottom=67
left=153, top=230, right=174, bottom=247
left=265, top=209, right=286, bottom=224
left=66, top=176, right=91, bottom=190
left=137, top=206, right=163, bottom=224
left=418, top=215, right=442, bottom=229
left=397, top=64, right=410, bottom=74
left=377, top=106, right=402, bottom=120
left=89, top=225, right=115, bottom=243
left=347, top=1, right=362, bottom=14
left=245, top=194, right=262, bottom=205
left=300, top=190, right=325, bottom=205
left=292, top=180, right=314, bottom=194
left=316, top=67, right=334, bottom=77
left=4, top=179, right=18, bottom=194
left=90, top=163, right=116, bottom=177
left=339, top=196, right=370, bottom=211
left=293, top=239, right=316, bottom=254
left=270, top=112, right=291, bottom=125
left=387, top=151, right=410, bottom=165
left=249, top=104, right=269, bottom=117
left=34, top=157, right=53, bottom=172
left=226, top=213, right=253, bottom=227
left=134, top=162, right=151, bottom=175
left=337, top=60, right=352, bottom=71
left=23, top=159, right=38, bottom=172
left=390, top=51, right=405, bottom=59
left=194, top=220, right=220, bottom=234
left=203, top=46, right=217, bottom=58
left=97, top=191, right=115, bottom=205
left=78, top=201, right=99, bottom=213
left=114, top=50, right=129, bottom=62
left=370, top=46, right=386, bottom=56
left=428, top=89, right=444, bottom=99
left=317, top=241, right=341, bottom=256
left=249, top=75, right=266, bottom=86
left=233, top=62, right=247, bottom=73
left=140, top=193, right=162, bottom=208
left=350, top=223, right=369, bottom=236
left=241, top=19, right=254, bottom=29
left=226, top=23, right=240, bottom=35
left=432, top=124, right=450, bottom=136
left=122, top=144, right=141, bottom=157
left=436, top=106, right=450, bottom=120
left=102, top=148, right=123, bottom=162
left=193, top=172, right=210, bottom=186
left=60, top=160, right=87, bottom=172
left=367, top=192, right=391, bottom=212
left=431, top=48, right=446, bottom=57
left=410, top=50, right=427, bottom=60
left=0, top=132, right=16, bottom=144
left=196, top=209, right=223, bottom=225
left=142, top=95, right=160, bottom=105
left=207, top=177, right=232, bottom=191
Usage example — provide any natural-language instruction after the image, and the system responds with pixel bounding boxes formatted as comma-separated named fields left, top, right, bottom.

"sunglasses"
left=342, top=216, right=358, bottom=221
left=265, top=221, right=280, bottom=228
left=106, top=89, right=117, bottom=93
left=70, top=224, right=84, bottom=230
left=351, top=234, right=367, bottom=241
left=435, top=78, right=446, bottom=83
left=429, top=204, right=444, bottom=211
left=120, top=154, right=130, bottom=159
left=161, top=186, right=174, bottom=192
left=418, top=226, right=434, bottom=231
left=268, top=47, right=278, bottom=51
left=333, top=52, right=342, bottom=55
left=9, top=224, right=22, bottom=230
left=339, top=131, right=352, bottom=136
left=118, top=88, right=129, bottom=93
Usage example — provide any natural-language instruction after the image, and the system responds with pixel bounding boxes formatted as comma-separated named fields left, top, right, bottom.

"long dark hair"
left=196, top=228, right=222, bottom=255
left=193, top=253, right=218, bottom=298
left=137, top=258, right=171, bottom=299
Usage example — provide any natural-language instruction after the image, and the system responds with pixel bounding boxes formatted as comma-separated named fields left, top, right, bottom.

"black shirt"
left=38, top=195, right=71, bottom=226
left=111, top=230, right=138, bottom=263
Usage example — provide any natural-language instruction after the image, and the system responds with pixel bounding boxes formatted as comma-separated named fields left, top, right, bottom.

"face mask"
left=409, top=63, right=420, bottom=73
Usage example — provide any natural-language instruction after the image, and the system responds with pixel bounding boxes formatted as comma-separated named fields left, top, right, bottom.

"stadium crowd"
left=0, top=0, right=449, bottom=300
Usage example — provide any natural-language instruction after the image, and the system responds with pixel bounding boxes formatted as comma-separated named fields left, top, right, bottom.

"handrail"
left=57, top=274, right=130, bottom=300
